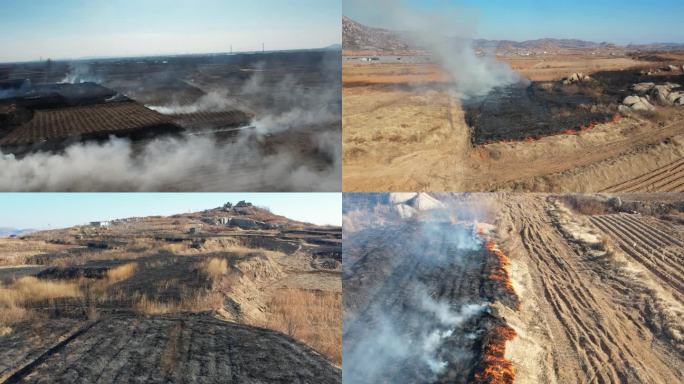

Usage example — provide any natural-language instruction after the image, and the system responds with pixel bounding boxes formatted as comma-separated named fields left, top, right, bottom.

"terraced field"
left=601, top=158, right=684, bottom=192
left=590, top=213, right=684, bottom=298
left=0, top=101, right=179, bottom=147
left=0, top=203, right=342, bottom=382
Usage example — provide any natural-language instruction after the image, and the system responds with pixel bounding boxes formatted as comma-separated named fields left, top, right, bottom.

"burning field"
left=0, top=201, right=342, bottom=382
left=343, top=193, right=519, bottom=383
left=0, top=50, right=341, bottom=191
left=342, top=192, right=684, bottom=383
left=342, top=13, right=684, bottom=192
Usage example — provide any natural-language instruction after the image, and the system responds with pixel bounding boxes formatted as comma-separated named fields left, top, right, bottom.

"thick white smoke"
left=1, top=53, right=341, bottom=191
left=147, top=91, right=240, bottom=115
left=343, top=194, right=495, bottom=383
left=343, top=284, right=486, bottom=383
left=347, top=0, right=520, bottom=98
left=0, top=132, right=339, bottom=191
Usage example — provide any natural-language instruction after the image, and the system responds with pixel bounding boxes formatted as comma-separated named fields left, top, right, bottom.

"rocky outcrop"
left=563, top=73, right=592, bottom=85
left=621, top=82, right=684, bottom=111
left=620, top=95, right=655, bottom=112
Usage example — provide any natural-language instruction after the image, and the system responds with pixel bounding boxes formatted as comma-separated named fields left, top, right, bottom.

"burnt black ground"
left=3, top=314, right=340, bottom=384
left=343, top=221, right=514, bottom=384
left=465, top=69, right=684, bottom=145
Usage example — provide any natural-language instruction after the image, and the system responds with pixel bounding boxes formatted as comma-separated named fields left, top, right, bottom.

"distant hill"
left=342, top=16, right=413, bottom=52
left=342, top=16, right=684, bottom=54
left=0, top=227, right=35, bottom=237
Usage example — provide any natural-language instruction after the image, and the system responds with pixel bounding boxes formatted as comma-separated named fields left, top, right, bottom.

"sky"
left=0, top=0, right=341, bottom=62
left=0, top=193, right=342, bottom=229
left=344, top=0, right=684, bottom=44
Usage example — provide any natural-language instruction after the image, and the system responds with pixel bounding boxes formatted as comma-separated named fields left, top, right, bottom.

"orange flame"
left=474, top=325, right=517, bottom=384
left=484, top=240, right=516, bottom=300
left=472, top=232, right=520, bottom=383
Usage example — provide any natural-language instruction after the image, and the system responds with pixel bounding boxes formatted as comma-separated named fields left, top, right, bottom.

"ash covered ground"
left=343, top=193, right=517, bottom=384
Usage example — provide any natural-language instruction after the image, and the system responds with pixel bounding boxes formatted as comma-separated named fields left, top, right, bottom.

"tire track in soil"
left=502, top=195, right=681, bottom=383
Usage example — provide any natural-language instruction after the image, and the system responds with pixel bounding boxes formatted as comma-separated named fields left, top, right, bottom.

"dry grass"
left=1, top=276, right=82, bottom=304
left=563, top=195, right=611, bottom=216
left=203, top=258, right=228, bottom=282
left=106, top=262, right=138, bottom=282
left=0, top=238, right=72, bottom=266
left=256, top=289, right=342, bottom=365
left=0, top=276, right=83, bottom=326
left=133, top=291, right=223, bottom=315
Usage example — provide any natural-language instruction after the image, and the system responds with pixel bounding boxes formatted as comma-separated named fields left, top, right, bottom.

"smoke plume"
left=0, top=131, right=339, bottom=191
left=343, top=284, right=486, bottom=383
left=347, top=0, right=520, bottom=98
left=60, top=63, right=102, bottom=84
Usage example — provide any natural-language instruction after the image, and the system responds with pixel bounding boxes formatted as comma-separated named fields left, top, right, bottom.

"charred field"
left=465, top=69, right=684, bottom=145
left=0, top=201, right=342, bottom=383
left=0, top=49, right=342, bottom=191
left=342, top=192, right=684, bottom=384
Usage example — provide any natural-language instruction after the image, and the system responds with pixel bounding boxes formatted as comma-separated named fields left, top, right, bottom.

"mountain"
left=342, top=16, right=413, bottom=52
left=342, top=16, right=684, bottom=54
left=0, top=227, right=35, bottom=237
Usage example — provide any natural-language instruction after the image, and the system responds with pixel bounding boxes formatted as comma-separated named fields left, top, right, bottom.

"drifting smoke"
left=343, top=284, right=486, bottom=383
left=0, top=52, right=341, bottom=191
left=343, top=194, right=497, bottom=383
left=348, top=0, right=520, bottom=98
left=0, top=131, right=340, bottom=191
left=147, top=91, right=240, bottom=115
left=60, top=63, right=102, bottom=84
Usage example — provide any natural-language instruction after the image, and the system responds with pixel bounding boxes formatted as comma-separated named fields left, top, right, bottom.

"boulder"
left=667, top=65, right=679, bottom=72
left=631, top=82, right=655, bottom=94
left=652, top=85, right=672, bottom=105
left=389, top=192, right=418, bottom=205
left=563, top=72, right=592, bottom=85
left=622, top=95, right=655, bottom=111
left=667, top=91, right=684, bottom=105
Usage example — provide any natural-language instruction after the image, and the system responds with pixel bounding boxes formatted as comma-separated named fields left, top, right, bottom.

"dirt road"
left=498, top=195, right=683, bottom=383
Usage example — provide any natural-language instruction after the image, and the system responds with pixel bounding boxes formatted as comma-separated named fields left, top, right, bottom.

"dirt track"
left=498, top=195, right=683, bottom=383
left=1, top=314, right=340, bottom=384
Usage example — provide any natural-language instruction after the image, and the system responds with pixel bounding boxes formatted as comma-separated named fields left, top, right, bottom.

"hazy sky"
left=0, top=0, right=341, bottom=62
left=344, top=0, right=684, bottom=44
left=0, top=193, right=342, bottom=229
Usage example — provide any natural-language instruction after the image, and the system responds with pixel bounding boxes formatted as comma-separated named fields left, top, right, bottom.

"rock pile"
left=562, top=73, right=593, bottom=85
left=620, top=82, right=684, bottom=112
